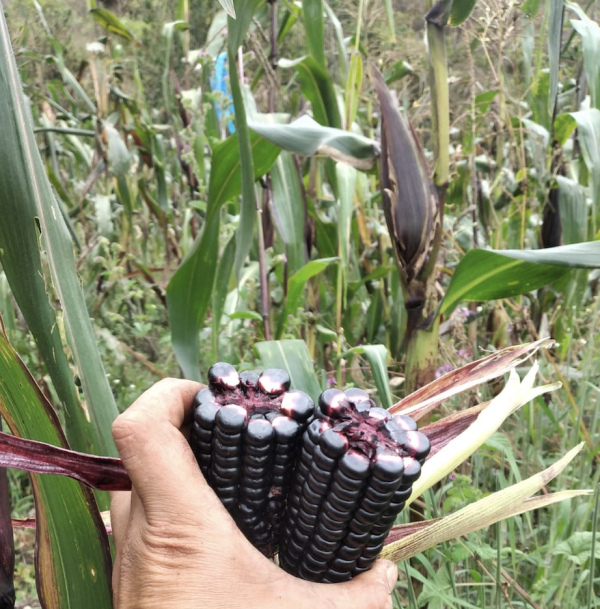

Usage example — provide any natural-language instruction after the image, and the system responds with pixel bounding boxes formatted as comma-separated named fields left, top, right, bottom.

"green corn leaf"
left=227, top=1, right=263, bottom=280
left=337, top=163, right=356, bottom=304
left=567, top=2, right=600, bottom=110
left=346, top=344, right=393, bottom=409
left=211, top=234, right=236, bottom=360
left=278, top=258, right=338, bottom=338
left=383, top=0, right=396, bottom=40
left=218, top=0, right=236, bottom=18
left=0, top=418, right=13, bottom=608
left=568, top=109, right=600, bottom=222
left=323, top=1, right=348, bottom=77
left=494, top=241, right=600, bottom=267
left=255, top=339, right=322, bottom=403
left=281, top=56, right=342, bottom=129
left=449, top=0, right=478, bottom=26
left=440, top=243, right=600, bottom=317
left=303, top=0, right=326, bottom=67
left=0, top=328, right=112, bottom=609
left=0, top=8, right=118, bottom=456
left=89, top=8, right=136, bottom=41
left=271, top=151, right=307, bottom=275
left=249, top=115, right=379, bottom=170
left=167, top=133, right=280, bottom=380
left=345, top=52, right=364, bottom=129
left=228, top=0, right=262, bottom=50
left=557, top=176, right=588, bottom=244
left=548, top=0, right=565, bottom=115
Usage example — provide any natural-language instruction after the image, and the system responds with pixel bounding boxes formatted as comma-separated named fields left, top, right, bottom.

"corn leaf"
left=557, top=176, right=588, bottom=244
left=346, top=345, right=393, bottom=410
left=281, top=56, right=342, bottom=129
left=490, top=241, right=600, bottom=267
left=381, top=444, right=587, bottom=562
left=0, top=420, right=14, bottom=608
left=0, top=330, right=112, bottom=609
left=548, top=0, right=565, bottom=114
left=408, top=363, right=561, bottom=503
left=218, top=0, right=236, bottom=18
left=0, top=431, right=130, bottom=492
left=167, top=133, right=280, bottom=380
left=227, top=3, right=262, bottom=281
left=439, top=249, right=571, bottom=317
left=568, top=109, right=600, bottom=216
left=89, top=8, right=136, bottom=41
left=449, top=0, right=478, bottom=26
left=278, top=258, right=338, bottom=338
left=249, top=115, right=379, bottom=169
left=303, top=0, right=326, bottom=68
left=0, top=8, right=118, bottom=456
left=255, top=340, right=322, bottom=403
left=392, top=338, right=553, bottom=417
left=567, top=2, right=600, bottom=109
left=271, top=152, right=307, bottom=275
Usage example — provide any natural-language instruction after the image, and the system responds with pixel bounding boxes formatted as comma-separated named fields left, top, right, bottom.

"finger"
left=319, top=560, right=398, bottom=609
left=111, top=379, right=212, bottom=513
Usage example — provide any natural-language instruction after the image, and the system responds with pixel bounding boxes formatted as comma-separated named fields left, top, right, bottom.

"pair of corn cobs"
left=190, top=363, right=430, bottom=584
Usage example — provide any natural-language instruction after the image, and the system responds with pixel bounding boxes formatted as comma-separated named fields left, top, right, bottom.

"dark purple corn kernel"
left=193, top=387, right=218, bottom=407
left=212, top=463, right=240, bottom=479
left=213, top=453, right=242, bottom=468
left=393, top=414, right=418, bottom=432
left=323, top=570, right=353, bottom=584
left=401, top=457, right=422, bottom=483
left=403, top=430, right=431, bottom=462
left=344, top=387, right=371, bottom=404
left=212, top=438, right=243, bottom=458
left=371, top=450, right=405, bottom=482
left=281, top=390, right=315, bottom=422
left=240, top=371, right=260, bottom=391
left=337, top=544, right=363, bottom=560
left=245, top=418, right=275, bottom=446
left=258, top=368, right=291, bottom=395
left=214, top=429, right=243, bottom=446
left=337, top=450, right=371, bottom=479
left=368, top=407, right=391, bottom=421
left=272, top=416, right=299, bottom=437
left=318, top=389, right=348, bottom=418
left=208, top=362, right=240, bottom=391
left=320, top=429, right=349, bottom=458
left=327, top=493, right=360, bottom=512
left=345, top=529, right=371, bottom=546
left=316, top=522, right=346, bottom=543
left=194, top=401, right=222, bottom=428
left=192, top=423, right=213, bottom=443
left=216, top=405, right=248, bottom=433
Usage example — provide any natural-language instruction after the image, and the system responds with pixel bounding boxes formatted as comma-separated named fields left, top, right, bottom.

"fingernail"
left=386, top=563, right=398, bottom=591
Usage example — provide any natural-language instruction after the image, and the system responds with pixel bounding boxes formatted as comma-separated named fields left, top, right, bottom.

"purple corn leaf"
left=391, top=338, right=553, bottom=419
left=0, top=420, right=14, bottom=609
left=0, top=431, right=130, bottom=492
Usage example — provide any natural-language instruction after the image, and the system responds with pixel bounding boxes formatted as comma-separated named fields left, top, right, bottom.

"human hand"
left=110, top=378, right=399, bottom=609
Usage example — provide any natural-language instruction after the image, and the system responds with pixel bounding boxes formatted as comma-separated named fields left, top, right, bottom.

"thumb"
left=319, top=560, right=398, bottom=609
